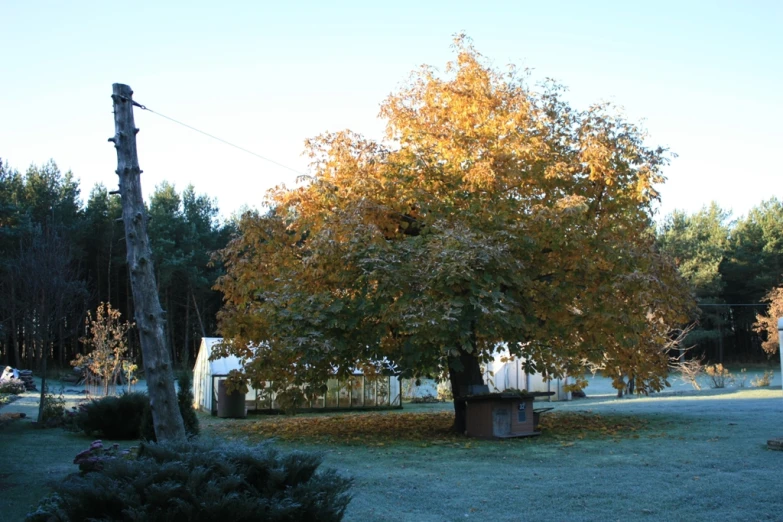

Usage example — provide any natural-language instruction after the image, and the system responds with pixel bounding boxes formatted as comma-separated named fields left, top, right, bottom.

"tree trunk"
left=182, top=289, right=190, bottom=366
left=110, top=83, right=186, bottom=441
left=37, top=353, right=47, bottom=423
left=191, top=288, right=207, bottom=337
left=10, top=275, right=20, bottom=368
left=37, top=293, right=50, bottom=423
left=58, top=319, right=65, bottom=368
left=166, top=289, right=175, bottom=364
left=107, top=227, right=113, bottom=303
left=25, top=316, right=34, bottom=369
left=448, top=347, right=484, bottom=434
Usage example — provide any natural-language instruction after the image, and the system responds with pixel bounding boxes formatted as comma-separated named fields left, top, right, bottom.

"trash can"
left=217, top=379, right=247, bottom=418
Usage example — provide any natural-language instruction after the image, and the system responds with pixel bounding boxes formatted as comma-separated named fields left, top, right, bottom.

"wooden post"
left=110, top=83, right=186, bottom=441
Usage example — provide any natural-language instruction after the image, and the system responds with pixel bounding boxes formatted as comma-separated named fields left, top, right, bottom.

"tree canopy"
left=215, top=37, right=693, bottom=431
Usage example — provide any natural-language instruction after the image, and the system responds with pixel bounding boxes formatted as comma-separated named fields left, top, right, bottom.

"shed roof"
left=462, top=391, right=555, bottom=402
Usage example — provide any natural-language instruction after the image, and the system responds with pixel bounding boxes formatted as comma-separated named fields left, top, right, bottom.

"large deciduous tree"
left=215, top=36, right=693, bottom=432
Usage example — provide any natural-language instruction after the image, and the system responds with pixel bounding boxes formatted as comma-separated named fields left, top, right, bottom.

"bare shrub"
left=737, top=368, right=748, bottom=388
left=751, top=370, right=774, bottom=387
left=705, top=363, right=734, bottom=388
left=672, top=356, right=704, bottom=391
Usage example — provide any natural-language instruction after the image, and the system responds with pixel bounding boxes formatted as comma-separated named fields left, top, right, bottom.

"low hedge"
left=76, top=375, right=199, bottom=440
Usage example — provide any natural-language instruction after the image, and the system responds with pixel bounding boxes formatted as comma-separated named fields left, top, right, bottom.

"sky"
left=2, top=1, right=781, bottom=222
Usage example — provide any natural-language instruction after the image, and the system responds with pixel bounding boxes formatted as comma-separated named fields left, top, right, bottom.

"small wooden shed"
left=464, top=392, right=554, bottom=439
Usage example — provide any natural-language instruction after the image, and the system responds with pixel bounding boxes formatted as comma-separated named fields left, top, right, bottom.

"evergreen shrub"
left=39, top=387, right=67, bottom=427
left=26, top=439, right=352, bottom=522
left=141, top=373, right=199, bottom=441
left=176, top=371, right=200, bottom=437
left=78, top=375, right=199, bottom=441
left=77, top=392, right=148, bottom=439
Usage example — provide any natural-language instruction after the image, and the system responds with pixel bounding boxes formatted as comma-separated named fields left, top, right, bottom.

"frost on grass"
left=208, top=410, right=650, bottom=444
left=538, top=412, right=648, bottom=441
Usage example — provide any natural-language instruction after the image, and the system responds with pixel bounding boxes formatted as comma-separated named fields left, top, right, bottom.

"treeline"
left=0, top=159, right=234, bottom=371
left=1, top=158, right=779, bottom=371
left=657, top=200, right=783, bottom=362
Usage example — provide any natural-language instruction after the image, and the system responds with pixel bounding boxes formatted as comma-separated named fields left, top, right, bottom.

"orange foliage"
left=214, top=34, right=693, bottom=413
left=206, top=410, right=649, bottom=445
left=754, top=286, right=783, bottom=355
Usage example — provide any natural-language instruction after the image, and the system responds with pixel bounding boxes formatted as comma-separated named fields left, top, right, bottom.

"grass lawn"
left=0, top=421, right=91, bottom=520
left=2, top=383, right=782, bottom=521
left=208, top=387, right=783, bottom=521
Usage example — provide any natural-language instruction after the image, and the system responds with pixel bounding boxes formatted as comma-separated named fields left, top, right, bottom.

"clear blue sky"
left=3, top=1, right=781, bottom=220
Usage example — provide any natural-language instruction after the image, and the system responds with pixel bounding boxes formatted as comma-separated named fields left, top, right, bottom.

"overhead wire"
left=128, top=98, right=308, bottom=178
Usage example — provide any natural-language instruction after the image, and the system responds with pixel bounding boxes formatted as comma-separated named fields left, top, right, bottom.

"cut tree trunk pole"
left=110, top=83, right=186, bottom=441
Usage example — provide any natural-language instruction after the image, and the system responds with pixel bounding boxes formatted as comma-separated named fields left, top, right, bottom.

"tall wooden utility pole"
left=110, top=83, right=186, bottom=441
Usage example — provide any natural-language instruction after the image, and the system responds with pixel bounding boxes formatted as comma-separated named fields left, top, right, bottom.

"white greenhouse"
left=483, top=350, right=571, bottom=401
left=193, top=337, right=402, bottom=414
left=403, top=348, right=572, bottom=402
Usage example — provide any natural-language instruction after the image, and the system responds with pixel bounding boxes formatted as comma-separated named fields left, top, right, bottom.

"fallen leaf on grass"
left=222, top=411, right=458, bottom=444
left=538, top=412, right=649, bottom=441
left=203, top=409, right=652, bottom=445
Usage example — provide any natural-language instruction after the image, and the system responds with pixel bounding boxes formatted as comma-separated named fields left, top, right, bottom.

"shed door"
left=492, top=407, right=511, bottom=437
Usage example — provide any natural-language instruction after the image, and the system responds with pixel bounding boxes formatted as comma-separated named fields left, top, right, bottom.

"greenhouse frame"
left=194, top=338, right=402, bottom=414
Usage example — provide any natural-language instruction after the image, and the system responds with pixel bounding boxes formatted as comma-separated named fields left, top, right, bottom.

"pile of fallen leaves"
left=207, top=409, right=650, bottom=445
left=224, top=411, right=457, bottom=444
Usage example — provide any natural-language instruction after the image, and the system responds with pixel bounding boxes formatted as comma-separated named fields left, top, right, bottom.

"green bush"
left=77, top=392, right=149, bottom=439
left=176, top=371, right=200, bottom=437
left=78, top=377, right=200, bottom=441
left=40, top=387, right=67, bottom=428
left=141, top=373, right=199, bottom=441
left=26, top=439, right=352, bottom=522
left=0, top=378, right=27, bottom=395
